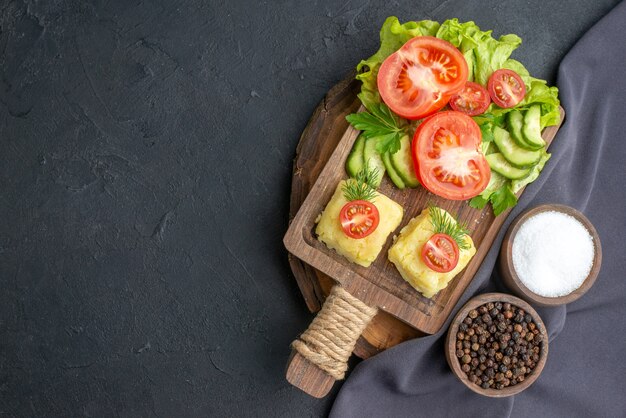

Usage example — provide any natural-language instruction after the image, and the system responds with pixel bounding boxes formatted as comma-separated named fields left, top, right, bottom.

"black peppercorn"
left=456, top=301, right=542, bottom=391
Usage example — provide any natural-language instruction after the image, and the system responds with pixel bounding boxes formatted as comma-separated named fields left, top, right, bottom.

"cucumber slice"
left=382, top=152, right=405, bottom=189
left=390, top=135, right=420, bottom=188
left=493, top=126, right=542, bottom=167
left=522, top=105, right=547, bottom=149
left=486, top=153, right=532, bottom=180
left=363, top=138, right=385, bottom=187
left=507, top=111, right=540, bottom=150
left=345, top=135, right=365, bottom=177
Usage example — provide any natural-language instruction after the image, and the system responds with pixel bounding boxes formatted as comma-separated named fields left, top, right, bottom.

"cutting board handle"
left=286, top=285, right=377, bottom=397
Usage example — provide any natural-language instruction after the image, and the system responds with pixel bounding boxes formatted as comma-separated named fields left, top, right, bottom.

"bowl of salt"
left=499, top=204, right=602, bottom=306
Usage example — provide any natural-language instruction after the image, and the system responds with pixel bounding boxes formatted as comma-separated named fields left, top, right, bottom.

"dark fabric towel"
left=330, top=2, right=626, bottom=417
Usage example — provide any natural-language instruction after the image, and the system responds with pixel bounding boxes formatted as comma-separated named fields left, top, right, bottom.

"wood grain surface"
left=287, top=73, right=564, bottom=354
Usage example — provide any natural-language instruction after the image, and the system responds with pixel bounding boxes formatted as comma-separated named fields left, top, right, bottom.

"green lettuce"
left=511, top=151, right=551, bottom=193
left=356, top=17, right=560, bottom=126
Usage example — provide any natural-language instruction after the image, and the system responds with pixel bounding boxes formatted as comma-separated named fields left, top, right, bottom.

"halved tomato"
left=487, top=69, right=526, bottom=108
left=377, top=36, right=468, bottom=120
left=412, top=111, right=490, bottom=200
left=339, top=200, right=380, bottom=239
left=449, top=81, right=491, bottom=116
left=421, top=233, right=459, bottom=273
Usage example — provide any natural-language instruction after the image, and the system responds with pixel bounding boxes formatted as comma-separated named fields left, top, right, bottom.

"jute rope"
left=291, top=286, right=377, bottom=380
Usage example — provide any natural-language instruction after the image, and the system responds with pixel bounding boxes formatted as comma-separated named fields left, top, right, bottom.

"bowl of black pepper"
left=445, top=293, right=549, bottom=397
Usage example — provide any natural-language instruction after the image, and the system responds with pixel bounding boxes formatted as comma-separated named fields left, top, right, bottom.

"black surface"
left=0, top=0, right=620, bottom=416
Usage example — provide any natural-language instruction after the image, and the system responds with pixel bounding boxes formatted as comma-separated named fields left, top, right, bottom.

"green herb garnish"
left=346, top=103, right=408, bottom=155
left=429, top=206, right=471, bottom=250
left=342, top=164, right=379, bottom=202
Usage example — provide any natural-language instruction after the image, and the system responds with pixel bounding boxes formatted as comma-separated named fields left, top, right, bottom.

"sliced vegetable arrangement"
left=344, top=17, right=560, bottom=215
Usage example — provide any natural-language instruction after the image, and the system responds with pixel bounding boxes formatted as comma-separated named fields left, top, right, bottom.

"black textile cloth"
left=330, top=2, right=626, bottom=417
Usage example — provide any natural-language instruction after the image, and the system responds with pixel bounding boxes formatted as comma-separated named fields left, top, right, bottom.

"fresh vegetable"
left=421, top=206, right=471, bottom=273
left=342, top=165, right=379, bottom=202
left=487, top=69, right=526, bottom=108
left=347, top=17, right=560, bottom=215
left=346, top=103, right=409, bottom=155
left=390, top=135, right=420, bottom=187
left=340, top=166, right=381, bottom=239
left=522, top=105, right=547, bottom=148
left=412, top=111, right=490, bottom=200
left=346, top=135, right=366, bottom=177
left=449, top=81, right=491, bottom=116
left=492, top=125, right=541, bottom=167
left=507, top=110, right=534, bottom=149
left=421, top=233, right=459, bottom=273
left=377, top=36, right=468, bottom=120
left=363, top=138, right=386, bottom=187
left=381, top=151, right=406, bottom=189
left=486, top=153, right=531, bottom=180
left=340, top=200, right=380, bottom=239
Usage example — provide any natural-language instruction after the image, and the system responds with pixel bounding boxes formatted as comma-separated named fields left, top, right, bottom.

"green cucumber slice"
left=486, top=153, right=532, bottom=180
left=507, top=111, right=540, bottom=150
left=363, top=137, right=385, bottom=187
left=382, top=152, right=405, bottom=189
left=522, top=105, right=547, bottom=149
left=345, top=135, right=365, bottom=177
left=493, top=126, right=542, bottom=167
left=390, top=135, right=420, bottom=188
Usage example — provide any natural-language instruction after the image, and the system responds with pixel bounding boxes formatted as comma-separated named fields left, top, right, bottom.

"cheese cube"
left=388, top=208, right=476, bottom=298
left=316, top=180, right=403, bottom=267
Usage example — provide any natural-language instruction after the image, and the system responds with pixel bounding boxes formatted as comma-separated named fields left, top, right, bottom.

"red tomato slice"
left=421, top=233, right=459, bottom=273
left=487, top=69, right=526, bottom=108
left=377, top=36, right=468, bottom=120
left=339, top=200, right=380, bottom=239
left=449, top=81, right=491, bottom=116
left=412, top=111, right=490, bottom=200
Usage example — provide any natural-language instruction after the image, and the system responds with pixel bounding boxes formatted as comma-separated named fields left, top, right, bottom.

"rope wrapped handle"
left=287, top=286, right=377, bottom=396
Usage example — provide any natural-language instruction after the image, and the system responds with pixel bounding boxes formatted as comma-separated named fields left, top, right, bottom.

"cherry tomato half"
left=339, top=200, right=380, bottom=239
left=487, top=69, right=526, bottom=108
left=421, top=233, right=459, bottom=273
left=377, top=36, right=468, bottom=120
left=412, top=111, right=490, bottom=200
left=449, top=81, right=491, bottom=116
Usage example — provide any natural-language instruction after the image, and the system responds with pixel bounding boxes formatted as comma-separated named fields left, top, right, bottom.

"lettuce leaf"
left=511, top=151, right=551, bottom=193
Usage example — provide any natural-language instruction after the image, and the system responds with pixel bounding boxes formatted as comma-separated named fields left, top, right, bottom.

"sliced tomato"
left=487, top=69, right=526, bottom=108
left=449, top=81, right=491, bottom=116
left=412, top=111, right=490, bottom=200
left=421, top=233, right=459, bottom=273
left=339, top=200, right=380, bottom=239
left=377, top=36, right=468, bottom=120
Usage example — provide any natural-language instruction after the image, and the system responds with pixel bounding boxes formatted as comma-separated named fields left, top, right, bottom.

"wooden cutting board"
left=285, top=72, right=564, bottom=396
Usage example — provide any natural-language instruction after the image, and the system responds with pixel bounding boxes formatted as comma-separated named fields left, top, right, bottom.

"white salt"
left=511, top=211, right=594, bottom=297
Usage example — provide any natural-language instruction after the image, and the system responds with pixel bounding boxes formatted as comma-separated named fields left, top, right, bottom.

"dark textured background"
left=0, top=0, right=620, bottom=416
